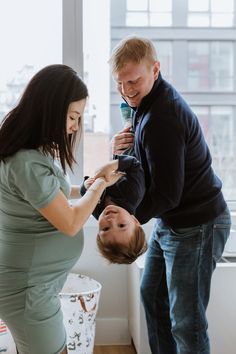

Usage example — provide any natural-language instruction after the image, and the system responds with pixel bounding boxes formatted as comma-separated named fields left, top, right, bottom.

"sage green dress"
left=0, top=149, right=84, bottom=354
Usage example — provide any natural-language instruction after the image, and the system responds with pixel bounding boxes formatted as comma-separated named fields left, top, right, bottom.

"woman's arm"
left=69, top=185, right=81, bottom=199
left=38, top=172, right=123, bottom=237
left=39, top=177, right=106, bottom=237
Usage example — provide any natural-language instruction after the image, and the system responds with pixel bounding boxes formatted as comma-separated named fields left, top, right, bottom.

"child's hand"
left=84, top=177, right=95, bottom=190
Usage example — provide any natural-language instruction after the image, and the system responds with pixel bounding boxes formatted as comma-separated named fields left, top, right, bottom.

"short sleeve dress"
left=0, top=149, right=84, bottom=354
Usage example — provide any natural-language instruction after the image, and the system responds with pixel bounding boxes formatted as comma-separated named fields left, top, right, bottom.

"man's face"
left=113, top=59, right=160, bottom=108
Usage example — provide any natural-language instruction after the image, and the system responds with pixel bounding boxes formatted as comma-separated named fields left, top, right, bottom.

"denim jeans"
left=140, top=207, right=231, bottom=354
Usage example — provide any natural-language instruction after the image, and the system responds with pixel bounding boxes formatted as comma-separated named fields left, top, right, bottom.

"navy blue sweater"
left=81, top=155, right=145, bottom=220
left=132, top=73, right=226, bottom=227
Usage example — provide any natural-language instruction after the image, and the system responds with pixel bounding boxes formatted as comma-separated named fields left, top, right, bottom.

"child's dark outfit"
left=80, top=155, right=145, bottom=220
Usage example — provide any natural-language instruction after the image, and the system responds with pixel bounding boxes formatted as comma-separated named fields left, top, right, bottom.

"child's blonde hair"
left=108, top=35, right=158, bottom=73
left=96, top=225, right=147, bottom=264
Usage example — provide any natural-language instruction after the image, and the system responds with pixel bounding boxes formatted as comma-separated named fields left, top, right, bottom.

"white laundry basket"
left=59, top=273, right=102, bottom=354
left=0, top=319, right=17, bottom=354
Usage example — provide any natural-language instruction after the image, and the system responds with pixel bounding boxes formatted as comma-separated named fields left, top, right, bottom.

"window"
left=191, top=106, right=236, bottom=200
left=188, top=0, right=234, bottom=27
left=82, top=0, right=111, bottom=176
left=126, top=0, right=172, bottom=26
left=110, top=0, right=236, bottom=207
left=188, top=42, right=234, bottom=91
left=0, top=0, right=62, bottom=122
left=2, top=1, right=235, bottom=206
left=153, top=42, right=172, bottom=82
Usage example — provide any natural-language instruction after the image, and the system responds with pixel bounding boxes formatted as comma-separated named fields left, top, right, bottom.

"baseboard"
left=95, top=318, right=131, bottom=345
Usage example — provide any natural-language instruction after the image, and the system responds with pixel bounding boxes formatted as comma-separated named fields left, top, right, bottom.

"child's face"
left=98, top=205, right=140, bottom=246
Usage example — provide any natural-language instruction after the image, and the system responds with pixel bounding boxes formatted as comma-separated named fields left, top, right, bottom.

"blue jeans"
left=140, top=207, right=231, bottom=354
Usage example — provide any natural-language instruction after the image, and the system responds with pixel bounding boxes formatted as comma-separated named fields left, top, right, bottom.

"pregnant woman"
left=0, top=64, right=122, bottom=354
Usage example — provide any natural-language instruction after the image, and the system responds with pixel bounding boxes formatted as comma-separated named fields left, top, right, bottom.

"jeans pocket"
left=212, top=223, right=231, bottom=262
left=169, top=225, right=202, bottom=239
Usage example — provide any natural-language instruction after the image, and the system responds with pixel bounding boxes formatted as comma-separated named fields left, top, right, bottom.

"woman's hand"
left=85, top=174, right=125, bottom=189
left=93, top=167, right=125, bottom=188
left=94, top=160, right=119, bottom=181
left=104, top=171, right=125, bottom=187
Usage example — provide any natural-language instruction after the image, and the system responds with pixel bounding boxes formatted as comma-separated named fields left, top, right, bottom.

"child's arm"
left=116, top=155, right=143, bottom=175
left=80, top=176, right=95, bottom=196
left=84, top=177, right=95, bottom=190
left=114, top=155, right=146, bottom=214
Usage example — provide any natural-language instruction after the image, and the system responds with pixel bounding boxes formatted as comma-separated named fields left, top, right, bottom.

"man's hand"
left=111, top=126, right=134, bottom=155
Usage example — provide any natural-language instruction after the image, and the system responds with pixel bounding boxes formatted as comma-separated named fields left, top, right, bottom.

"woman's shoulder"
left=9, top=149, right=51, bottom=165
left=4, top=149, right=53, bottom=178
left=13, top=148, right=45, bottom=159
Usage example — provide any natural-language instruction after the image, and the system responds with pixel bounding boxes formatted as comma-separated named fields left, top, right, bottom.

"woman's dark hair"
left=0, top=64, right=88, bottom=172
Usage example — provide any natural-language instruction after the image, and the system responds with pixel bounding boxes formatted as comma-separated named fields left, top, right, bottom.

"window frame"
left=63, top=0, right=84, bottom=183
left=64, top=0, right=236, bottom=209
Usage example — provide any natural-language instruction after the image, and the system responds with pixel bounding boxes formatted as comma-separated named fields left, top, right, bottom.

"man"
left=109, top=36, right=231, bottom=354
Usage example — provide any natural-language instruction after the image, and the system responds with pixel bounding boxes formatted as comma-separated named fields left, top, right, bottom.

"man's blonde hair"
left=108, top=35, right=158, bottom=73
left=96, top=225, right=147, bottom=265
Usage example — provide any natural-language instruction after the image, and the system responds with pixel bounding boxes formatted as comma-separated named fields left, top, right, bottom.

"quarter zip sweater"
left=133, top=73, right=226, bottom=227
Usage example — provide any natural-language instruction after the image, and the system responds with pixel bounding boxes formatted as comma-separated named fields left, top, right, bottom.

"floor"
left=93, top=344, right=137, bottom=354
